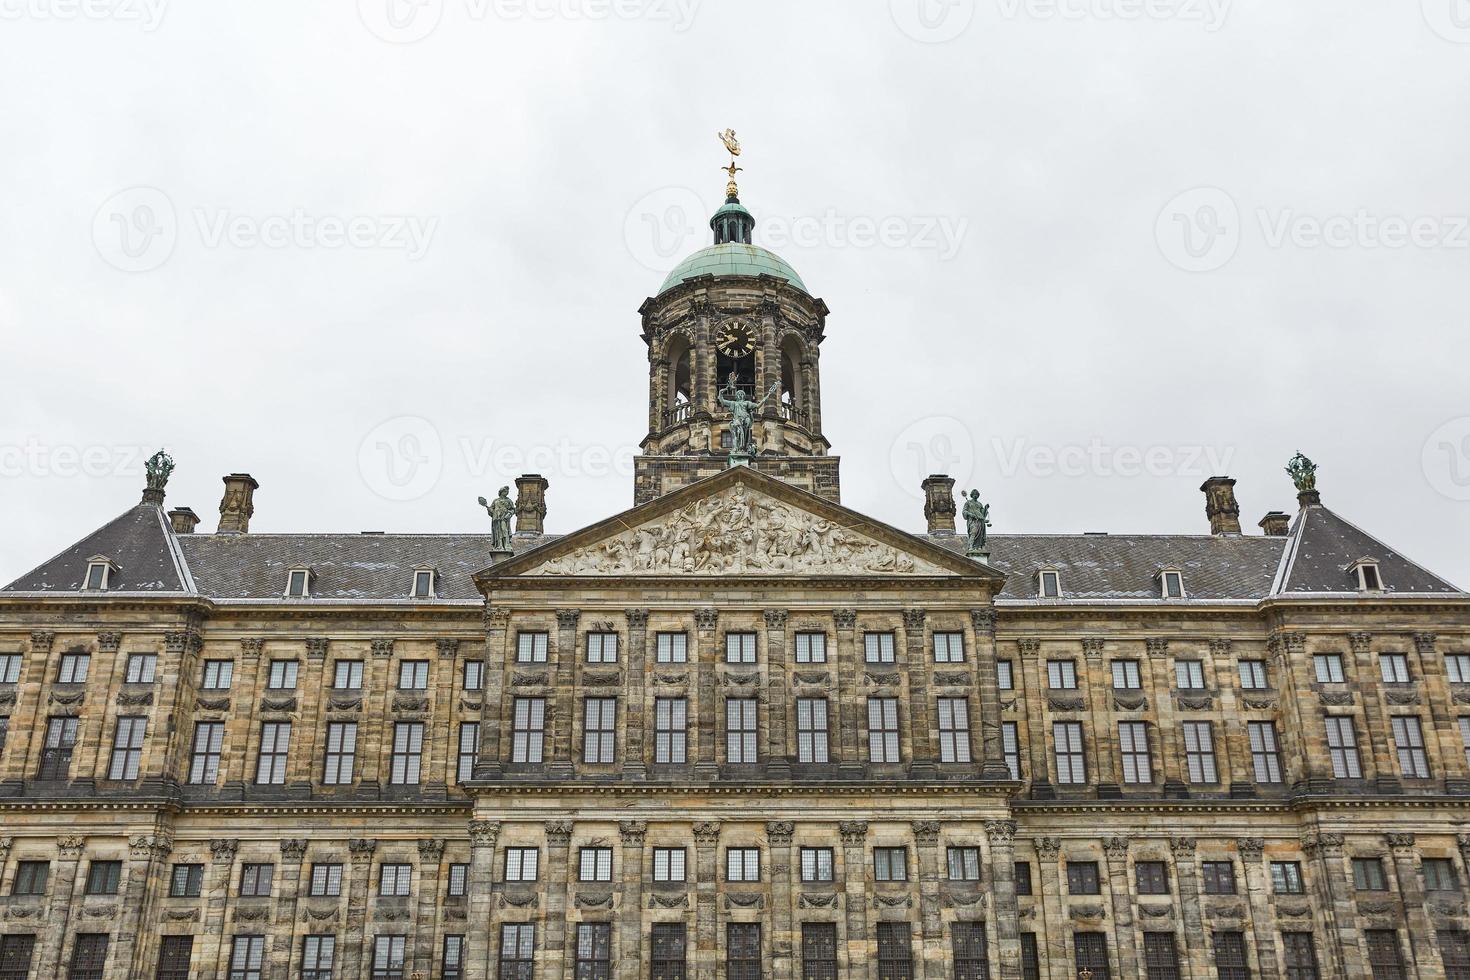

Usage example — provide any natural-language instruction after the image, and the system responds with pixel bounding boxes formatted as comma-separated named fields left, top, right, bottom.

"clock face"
left=717, top=322, right=756, bottom=357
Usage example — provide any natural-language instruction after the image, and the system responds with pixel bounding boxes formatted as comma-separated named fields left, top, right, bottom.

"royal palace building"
left=3, top=168, right=1470, bottom=980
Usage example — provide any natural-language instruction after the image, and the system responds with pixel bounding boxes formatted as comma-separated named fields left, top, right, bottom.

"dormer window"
left=285, top=568, right=312, bottom=598
left=1038, top=569, right=1061, bottom=599
left=1159, top=569, right=1185, bottom=600
left=412, top=569, right=437, bottom=599
left=83, top=557, right=116, bottom=591
left=1350, top=559, right=1383, bottom=592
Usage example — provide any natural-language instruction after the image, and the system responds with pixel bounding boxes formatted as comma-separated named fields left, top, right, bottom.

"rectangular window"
left=1040, top=570, right=1061, bottom=598
left=68, top=934, right=109, bottom=980
left=953, top=922, right=989, bottom=980
left=378, top=864, right=412, bottom=897
left=934, top=632, right=964, bottom=663
left=1118, top=721, right=1152, bottom=784
left=0, top=653, right=19, bottom=684
left=463, top=660, right=484, bottom=691
left=301, top=936, right=335, bottom=980
left=412, top=569, right=435, bottom=598
left=576, top=923, right=611, bottom=980
left=801, top=923, right=837, bottom=980
left=397, top=661, right=429, bottom=690
left=1392, top=716, right=1430, bottom=778
left=0, top=936, right=37, bottom=980
left=1325, top=716, right=1363, bottom=778
left=726, top=848, right=760, bottom=882
left=1136, top=861, right=1170, bottom=895
left=997, top=659, right=1014, bottom=690
left=256, top=722, right=291, bottom=784
left=1238, top=660, right=1268, bottom=689
left=504, top=848, right=539, bottom=882
left=1067, top=861, right=1100, bottom=895
left=125, top=653, right=157, bottom=684
left=227, top=937, right=264, bottom=980
left=650, top=923, right=686, bottom=980
left=583, top=698, right=617, bottom=764
left=726, top=923, right=761, bottom=980
left=947, top=846, right=982, bottom=881
left=1020, top=934, right=1041, bottom=980
left=1379, top=653, right=1411, bottom=683
left=868, top=697, right=901, bottom=763
left=796, top=698, right=829, bottom=763
left=874, top=847, right=908, bottom=882
left=0, top=716, right=7, bottom=757
left=286, top=569, right=309, bottom=597
left=1002, top=721, right=1021, bottom=780
left=1202, top=861, right=1236, bottom=895
left=1213, top=932, right=1250, bottom=980
left=1271, top=862, right=1304, bottom=895
left=371, top=936, right=406, bottom=980
left=1353, top=858, right=1387, bottom=891
left=1175, top=660, right=1205, bottom=690
left=1248, top=722, right=1283, bottom=783
left=446, top=863, right=468, bottom=897
left=107, top=716, right=146, bottom=780
left=84, top=860, right=121, bottom=895
left=169, top=863, right=203, bottom=897
left=876, top=923, right=913, bottom=980
left=801, top=847, right=834, bottom=882
left=1425, top=858, right=1461, bottom=892
left=267, top=660, right=298, bottom=690
left=1047, top=660, right=1077, bottom=689
left=155, top=935, right=193, bottom=980
left=1281, top=932, right=1320, bottom=980
left=1313, top=654, right=1345, bottom=683
left=456, top=722, right=479, bottom=783
left=579, top=847, right=613, bottom=882
left=653, top=847, right=686, bottom=882
left=1439, top=931, right=1470, bottom=980
left=1183, top=721, right=1218, bottom=783
left=333, top=660, right=363, bottom=690
left=795, top=632, right=827, bottom=664
left=586, top=632, right=618, bottom=664
left=938, top=698, right=972, bottom=763
left=1143, top=932, right=1180, bottom=980
left=516, top=632, right=548, bottom=664
left=656, top=632, right=687, bottom=664
left=1448, top=654, right=1470, bottom=684
left=202, top=659, right=234, bottom=690
left=1073, top=933, right=1110, bottom=980
left=499, top=924, right=535, bottom=980
left=1054, top=721, right=1087, bottom=784
left=323, top=721, right=357, bottom=784
left=1112, top=660, right=1141, bottom=690
left=726, top=632, right=756, bottom=664
left=239, top=863, right=274, bottom=897
left=309, top=863, right=343, bottom=897
left=1460, top=717, right=1470, bottom=771
left=1162, top=570, right=1184, bottom=598
left=1015, top=861, right=1033, bottom=895
left=654, top=698, right=688, bottom=764
left=441, top=935, right=465, bottom=980
left=12, top=861, right=49, bottom=896
left=58, top=653, right=90, bottom=684
left=865, top=631, right=896, bottom=664
left=727, top=698, right=758, bottom=763
left=511, top=698, right=545, bottom=764
left=39, top=716, right=78, bottom=779
left=391, top=722, right=424, bottom=784
left=1364, top=930, right=1405, bottom=979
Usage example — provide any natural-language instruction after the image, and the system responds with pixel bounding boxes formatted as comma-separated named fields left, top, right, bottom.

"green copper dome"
left=658, top=242, right=808, bottom=295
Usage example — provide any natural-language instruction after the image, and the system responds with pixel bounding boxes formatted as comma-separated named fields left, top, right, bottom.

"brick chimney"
left=168, top=507, right=200, bottom=534
left=217, top=473, right=259, bottom=534
left=514, top=474, right=549, bottom=535
left=1259, top=511, right=1290, bottom=537
left=1200, top=477, right=1242, bottom=535
left=922, top=474, right=957, bottom=535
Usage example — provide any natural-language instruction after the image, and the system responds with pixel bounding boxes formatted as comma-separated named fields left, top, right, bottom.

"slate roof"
left=4, top=502, right=190, bottom=594
left=1274, top=504, right=1461, bottom=595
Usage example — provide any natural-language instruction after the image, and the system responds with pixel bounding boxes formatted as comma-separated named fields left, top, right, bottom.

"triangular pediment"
left=484, top=467, right=999, bottom=581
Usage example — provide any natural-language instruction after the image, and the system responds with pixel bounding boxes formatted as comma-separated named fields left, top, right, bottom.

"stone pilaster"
left=694, top=611, right=719, bottom=778
left=197, top=838, right=238, bottom=980
left=839, top=821, right=870, bottom=975
left=834, top=610, right=862, bottom=775
left=624, top=610, right=650, bottom=778
left=551, top=610, right=580, bottom=774
left=984, top=821, right=1021, bottom=980
left=116, top=833, right=172, bottom=978
left=1300, top=833, right=1362, bottom=978
left=618, top=821, right=648, bottom=980
left=543, top=821, right=574, bottom=979
left=1083, top=637, right=1118, bottom=792
left=765, top=610, right=791, bottom=777
left=767, top=821, right=796, bottom=979
left=35, top=836, right=85, bottom=979
left=465, top=820, right=500, bottom=980
left=273, top=839, right=307, bottom=980
left=1413, top=633, right=1464, bottom=787
left=342, top=838, right=377, bottom=980
left=1102, top=836, right=1138, bottom=977
left=1032, top=838, right=1064, bottom=976
left=972, top=610, right=1011, bottom=780
left=1169, top=836, right=1216, bottom=980
left=475, top=606, right=510, bottom=778
left=414, top=839, right=446, bottom=975
left=1386, top=833, right=1436, bottom=977
left=912, top=820, right=943, bottom=979
left=903, top=609, right=935, bottom=777
left=693, top=821, right=722, bottom=980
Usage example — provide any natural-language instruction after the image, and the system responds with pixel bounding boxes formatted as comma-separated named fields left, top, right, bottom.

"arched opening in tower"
left=780, top=336, right=805, bottom=424
left=716, top=350, right=756, bottom=398
left=666, top=335, right=693, bottom=425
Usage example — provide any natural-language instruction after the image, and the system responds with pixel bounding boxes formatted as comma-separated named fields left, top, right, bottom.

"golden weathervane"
left=718, top=127, right=742, bottom=198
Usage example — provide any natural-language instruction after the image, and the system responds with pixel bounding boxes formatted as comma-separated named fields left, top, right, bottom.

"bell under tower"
left=633, top=138, right=839, bottom=506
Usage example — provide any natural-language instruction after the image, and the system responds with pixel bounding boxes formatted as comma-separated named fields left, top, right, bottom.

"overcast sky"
left=4, top=0, right=1470, bottom=588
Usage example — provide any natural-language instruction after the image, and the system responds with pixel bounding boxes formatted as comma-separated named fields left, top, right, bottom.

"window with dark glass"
left=876, top=923, right=913, bottom=980
left=952, top=922, right=989, bottom=980
left=1142, top=932, right=1180, bottom=980
left=169, top=863, right=203, bottom=897
left=1365, top=930, right=1405, bottom=979
left=801, top=922, right=837, bottom=980
left=84, top=860, right=121, bottom=895
left=1067, top=861, right=1100, bottom=895
left=577, top=923, right=612, bottom=980
left=650, top=923, right=686, bottom=980
left=1271, top=862, right=1304, bottom=895
left=39, top=716, right=78, bottom=779
left=1439, top=930, right=1470, bottom=980
left=155, top=935, right=193, bottom=980
left=0, top=935, right=36, bottom=980
left=1202, top=861, right=1236, bottom=895
left=1020, top=934, right=1040, bottom=980
left=1212, top=931, right=1250, bottom=980
left=1353, top=858, right=1387, bottom=891
left=1014, top=861, right=1033, bottom=895
left=11, top=861, right=48, bottom=896
left=457, top=722, right=480, bottom=782
left=68, top=934, right=109, bottom=980
left=1136, top=861, right=1169, bottom=895
left=1073, top=932, right=1109, bottom=980
left=411, top=569, right=435, bottom=598
left=1281, top=932, right=1320, bottom=980
left=947, top=847, right=982, bottom=881
left=499, top=924, right=535, bottom=980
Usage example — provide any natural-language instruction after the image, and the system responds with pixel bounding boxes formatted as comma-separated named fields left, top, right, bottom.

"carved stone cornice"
left=619, top=821, right=649, bottom=846
left=556, top=610, right=581, bottom=631
left=97, top=632, right=123, bottom=653
left=625, top=609, right=650, bottom=629
left=1035, top=837, right=1062, bottom=859
left=30, top=630, right=55, bottom=654
left=984, top=821, right=1017, bottom=845
left=371, top=638, right=395, bottom=659
left=838, top=821, right=868, bottom=846
left=348, top=839, right=377, bottom=863
left=436, top=638, right=461, bottom=659
left=545, top=821, right=574, bottom=846
left=280, top=839, right=308, bottom=861
left=1236, top=838, right=1265, bottom=861
left=833, top=609, right=856, bottom=631
left=692, top=822, right=722, bottom=846
left=912, top=821, right=941, bottom=845
left=210, top=839, right=239, bottom=865
left=469, top=821, right=501, bottom=849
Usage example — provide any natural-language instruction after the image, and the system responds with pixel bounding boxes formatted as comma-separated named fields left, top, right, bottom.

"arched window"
left=666, top=335, right=692, bottom=425
left=779, top=335, right=805, bottom=423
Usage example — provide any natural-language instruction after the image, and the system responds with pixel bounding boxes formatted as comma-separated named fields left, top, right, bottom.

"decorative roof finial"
left=142, top=449, right=174, bottom=505
left=1285, top=451, right=1321, bottom=507
left=718, top=128, right=742, bottom=201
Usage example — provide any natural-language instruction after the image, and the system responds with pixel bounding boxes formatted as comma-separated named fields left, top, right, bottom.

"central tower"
left=634, top=138, right=839, bottom=505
